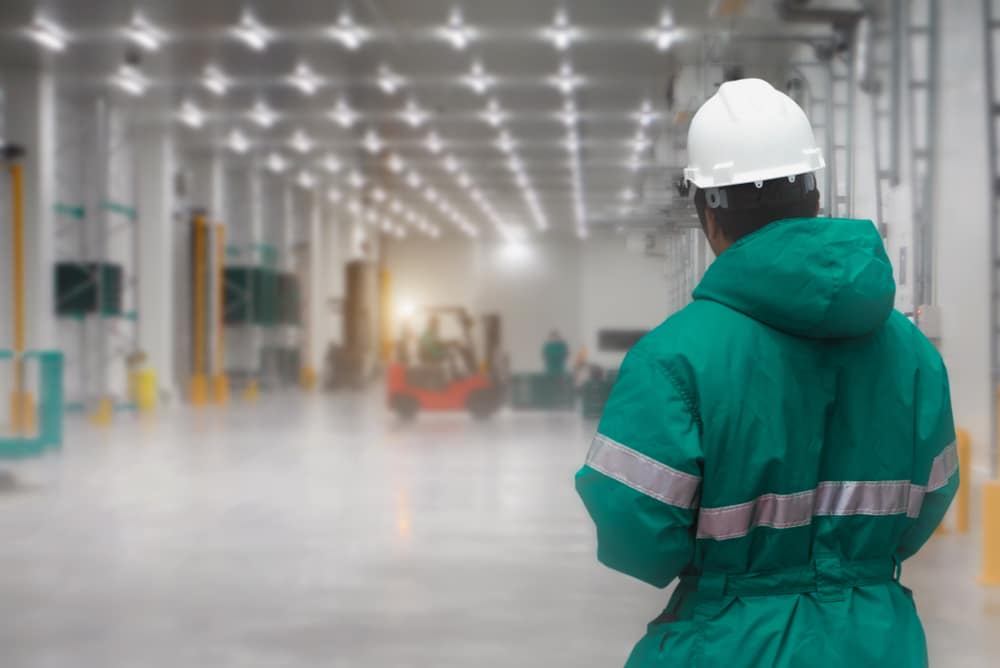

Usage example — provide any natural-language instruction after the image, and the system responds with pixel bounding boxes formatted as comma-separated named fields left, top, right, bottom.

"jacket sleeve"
left=575, top=349, right=703, bottom=588
left=897, top=353, right=959, bottom=561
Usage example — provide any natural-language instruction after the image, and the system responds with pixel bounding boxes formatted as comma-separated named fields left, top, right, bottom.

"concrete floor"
left=0, top=392, right=996, bottom=667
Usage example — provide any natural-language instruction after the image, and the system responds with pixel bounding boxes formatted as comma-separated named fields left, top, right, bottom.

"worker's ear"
left=704, top=208, right=729, bottom=256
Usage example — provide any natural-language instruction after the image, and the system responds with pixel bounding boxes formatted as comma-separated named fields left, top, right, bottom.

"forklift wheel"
left=466, top=387, right=503, bottom=421
left=390, top=393, right=420, bottom=421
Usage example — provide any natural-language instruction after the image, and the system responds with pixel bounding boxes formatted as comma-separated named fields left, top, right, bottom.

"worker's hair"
left=693, top=175, right=820, bottom=242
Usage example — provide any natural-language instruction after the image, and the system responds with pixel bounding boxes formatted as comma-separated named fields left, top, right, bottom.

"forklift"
left=386, top=306, right=505, bottom=420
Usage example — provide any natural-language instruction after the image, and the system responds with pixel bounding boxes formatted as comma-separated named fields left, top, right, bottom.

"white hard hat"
left=684, top=78, right=825, bottom=189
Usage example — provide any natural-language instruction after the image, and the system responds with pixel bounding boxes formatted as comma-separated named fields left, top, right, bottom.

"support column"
left=302, top=188, right=322, bottom=389
left=135, top=127, right=177, bottom=403
left=0, top=68, right=56, bottom=430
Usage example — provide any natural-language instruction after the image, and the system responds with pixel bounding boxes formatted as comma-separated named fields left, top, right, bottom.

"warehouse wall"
left=384, top=234, right=672, bottom=374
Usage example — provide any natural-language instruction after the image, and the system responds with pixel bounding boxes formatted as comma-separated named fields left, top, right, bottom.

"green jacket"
left=576, top=218, right=957, bottom=668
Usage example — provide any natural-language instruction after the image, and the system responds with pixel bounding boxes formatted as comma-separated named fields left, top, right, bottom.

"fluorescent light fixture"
left=249, top=100, right=277, bottom=127
left=424, top=187, right=440, bottom=204
left=227, top=129, right=251, bottom=154
left=376, top=65, right=404, bottom=95
left=329, top=98, right=358, bottom=128
left=298, top=171, right=317, bottom=189
left=25, top=16, right=68, bottom=52
left=289, top=129, right=314, bottom=154
left=328, top=188, right=343, bottom=203
left=457, top=172, right=472, bottom=189
left=425, top=131, right=444, bottom=154
left=627, top=156, right=643, bottom=171
left=401, top=98, right=429, bottom=127
left=178, top=100, right=205, bottom=128
left=202, top=64, right=230, bottom=96
left=550, top=62, right=583, bottom=95
left=636, top=100, right=657, bottom=126
left=125, top=13, right=166, bottom=51
left=366, top=209, right=379, bottom=224
left=463, top=60, right=494, bottom=95
left=442, top=154, right=460, bottom=173
left=390, top=199, right=403, bottom=214
left=565, top=132, right=580, bottom=153
left=439, top=7, right=476, bottom=50
left=483, top=98, right=506, bottom=127
left=362, top=128, right=383, bottom=154
left=543, top=8, right=578, bottom=51
left=329, top=12, right=367, bottom=50
left=348, top=170, right=366, bottom=189
left=372, top=187, right=387, bottom=203
left=232, top=10, right=272, bottom=51
left=496, top=131, right=515, bottom=154
left=321, top=154, right=342, bottom=173
left=654, top=9, right=677, bottom=51
left=621, top=188, right=636, bottom=201
left=387, top=153, right=406, bottom=173
left=631, top=133, right=651, bottom=153
left=111, top=64, right=149, bottom=96
left=406, top=170, right=423, bottom=189
left=288, top=62, right=322, bottom=95
left=267, top=153, right=288, bottom=173
left=347, top=199, right=362, bottom=215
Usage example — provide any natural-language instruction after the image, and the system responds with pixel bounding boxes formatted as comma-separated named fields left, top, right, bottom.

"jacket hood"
left=692, top=217, right=896, bottom=339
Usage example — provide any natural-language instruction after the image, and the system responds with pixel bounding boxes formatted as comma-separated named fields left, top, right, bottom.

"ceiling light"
left=464, top=60, right=494, bottom=95
left=551, top=62, right=583, bottom=95
left=401, top=98, right=429, bottom=127
left=496, top=131, right=515, bottom=154
left=425, top=131, right=443, bottom=154
left=289, top=129, right=314, bottom=154
left=372, top=187, right=387, bottom=203
left=329, top=98, right=357, bottom=128
left=363, top=128, right=383, bottom=154
left=328, top=188, right=343, bottom=203
left=627, top=156, right=643, bottom=171
left=390, top=199, right=403, bottom=214
left=249, top=100, right=277, bottom=128
left=178, top=100, right=204, bottom=128
left=457, top=172, right=472, bottom=189
left=110, top=64, right=148, bottom=96
left=347, top=199, right=362, bottom=215
left=125, top=13, right=165, bottom=51
left=636, top=100, right=657, bottom=127
left=377, top=65, right=404, bottom=95
left=406, top=170, right=423, bottom=189
left=348, top=171, right=366, bottom=189
left=621, top=188, right=636, bottom=201
left=25, top=16, right=68, bottom=52
left=329, top=12, right=367, bottom=50
left=439, top=7, right=476, bottom=50
left=227, top=129, right=250, bottom=154
left=654, top=9, right=677, bottom=51
left=543, top=8, right=578, bottom=51
left=631, top=133, right=650, bottom=153
left=483, top=98, right=506, bottom=127
left=565, top=133, right=580, bottom=153
left=558, top=99, right=578, bottom=126
left=202, top=64, right=230, bottom=96
left=366, top=210, right=379, bottom=224
left=321, top=154, right=342, bottom=173
left=387, top=153, right=406, bottom=173
left=267, top=153, right=288, bottom=173
left=288, top=62, right=322, bottom=96
left=298, top=171, right=317, bottom=189
left=442, top=154, right=460, bottom=173
left=424, top=187, right=440, bottom=204
left=232, top=10, right=272, bottom=51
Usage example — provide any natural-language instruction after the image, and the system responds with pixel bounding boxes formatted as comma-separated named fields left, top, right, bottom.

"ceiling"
left=0, top=0, right=842, bottom=240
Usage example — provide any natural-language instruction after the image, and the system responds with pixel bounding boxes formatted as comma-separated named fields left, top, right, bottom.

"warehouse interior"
left=0, top=0, right=999, bottom=665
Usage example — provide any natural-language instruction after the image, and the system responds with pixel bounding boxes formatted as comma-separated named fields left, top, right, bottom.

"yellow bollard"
left=956, top=430, right=971, bottom=534
left=89, top=396, right=113, bottom=426
left=243, top=378, right=259, bottom=403
left=981, top=480, right=1000, bottom=585
left=212, top=373, right=229, bottom=405
left=189, top=375, right=209, bottom=406
left=299, top=366, right=317, bottom=391
left=9, top=391, right=36, bottom=434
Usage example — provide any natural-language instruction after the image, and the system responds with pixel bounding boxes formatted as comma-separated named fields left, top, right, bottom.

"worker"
left=542, top=330, right=570, bottom=375
left=575, top=78, right=957, bottom=667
